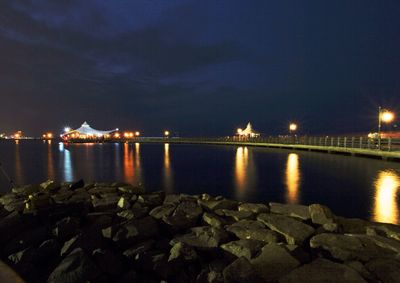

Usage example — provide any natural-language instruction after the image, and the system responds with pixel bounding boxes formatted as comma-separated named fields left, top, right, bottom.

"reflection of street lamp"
left=378, top=106, right=395, bottom=150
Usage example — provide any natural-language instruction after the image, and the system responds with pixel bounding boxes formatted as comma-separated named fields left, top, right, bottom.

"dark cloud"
left=0, top=0, right=400, bottom=136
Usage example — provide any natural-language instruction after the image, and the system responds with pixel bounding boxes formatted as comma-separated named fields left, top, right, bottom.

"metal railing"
left=141, top=136, right=400, bottom=152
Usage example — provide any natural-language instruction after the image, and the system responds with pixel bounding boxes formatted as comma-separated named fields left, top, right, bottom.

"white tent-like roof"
left=63, top=122, right=118, bottom=137
left=238, top=122, right=260, bottom=137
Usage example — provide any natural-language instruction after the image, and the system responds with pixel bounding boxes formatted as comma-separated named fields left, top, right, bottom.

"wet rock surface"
left=0, top=180, right=399, bottom=283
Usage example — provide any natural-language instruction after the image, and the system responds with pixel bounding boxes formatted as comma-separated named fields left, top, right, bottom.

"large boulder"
left=48, top=248, right=99, bottom=283
left=223, top=257, right=264, bottom=283
left=309, top=204, right=335, bottom=225
left=238, top=203, right=269, bottom=214
left=112, top=216, right=158, bottom=245
left=149, top=203, right=176, bottom=220
left=52, top=217, right=80, bottom=241
left=269, top=202, right=310, bottom=220
left=365, top=258, right=400, bottom=283
left=257, top=213, right=315, bottom=245
left=163, top=201, right=203, bottom=228
left=198, top=198, right=237, bottom=211
left=280, top=258, right=367, bottom=283
left=250, top=243, right=300, bottom=282
left=202, top=212, right=228, bottom=228
left=221, top=239, right=264, bottom=259
left=92, top=248, right=123, bottom=276
left=172, top=226, right=229, bottom=249
left=215, top=209, right=253, bottom=221
left=169, top=242, right=198, bottom=262
left=310, top=233, right=396, bottom=262
left=226, top=219, right=279, bottom=243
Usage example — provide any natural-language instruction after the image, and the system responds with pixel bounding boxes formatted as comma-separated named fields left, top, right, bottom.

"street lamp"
left=135, top=131, right=140, bottom=137
left=289, top=123, right=297, bottom=133
left=378, top=106, right=395, bottom=150
left=164, top=130, right=170, bottom=137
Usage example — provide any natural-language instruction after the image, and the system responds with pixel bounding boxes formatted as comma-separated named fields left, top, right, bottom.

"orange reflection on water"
left=163, top=143, right=173, bottom=193
left=47, top=141, right=55, bottom=180
left=123, top=143, right=134, bottom=184
left=373, top=170, right=400, bottom=224
left=285, top=153, right=300, bottom=204
left=234, top=146, right=256, bottom=200
left=134, top=143, right=142, bottom=185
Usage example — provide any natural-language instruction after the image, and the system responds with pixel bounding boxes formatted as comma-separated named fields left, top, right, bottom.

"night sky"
left=1, top=0, right=400, bottom=136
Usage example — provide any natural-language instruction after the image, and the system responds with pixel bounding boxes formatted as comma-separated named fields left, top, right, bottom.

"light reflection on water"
left=373, top=170, right=400, bottom=224
left=2, top=141, right=400, bottom=224
left=163, top=143, right=173, bottom=193
left=234, top=146, right=257, bottom=201
left=285, top=153, right=300, bottom=204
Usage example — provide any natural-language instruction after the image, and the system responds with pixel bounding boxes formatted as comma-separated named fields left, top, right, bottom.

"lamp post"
left=289, top=123, right=297, bottom=144
left=164, top=130, right=170, bottom=138
left=378, top=106, right=395, bottom=150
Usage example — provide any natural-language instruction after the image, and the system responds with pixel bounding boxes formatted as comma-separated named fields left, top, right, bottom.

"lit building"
left=236, top=122, right=260, bottom=138
left=61, top=122, right=118, bottom=140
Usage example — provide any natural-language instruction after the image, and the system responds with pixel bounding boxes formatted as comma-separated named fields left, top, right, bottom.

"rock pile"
left=0, top=180, right=400, bottom=282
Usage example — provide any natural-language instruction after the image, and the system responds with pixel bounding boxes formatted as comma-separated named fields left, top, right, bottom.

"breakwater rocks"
left=0, top=181, right=400, bottom=283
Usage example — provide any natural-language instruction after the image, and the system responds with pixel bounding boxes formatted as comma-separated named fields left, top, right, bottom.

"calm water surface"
left=1, top=140, right=400, bottom=224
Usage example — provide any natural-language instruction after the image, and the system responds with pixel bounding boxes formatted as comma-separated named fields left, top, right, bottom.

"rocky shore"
left=0, top=180, right=399, bottom=283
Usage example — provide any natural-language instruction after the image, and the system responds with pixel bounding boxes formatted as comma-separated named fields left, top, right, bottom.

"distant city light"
left=64, top=127, right=71, bottom=133
left=237, top=128, right=243, bottom=134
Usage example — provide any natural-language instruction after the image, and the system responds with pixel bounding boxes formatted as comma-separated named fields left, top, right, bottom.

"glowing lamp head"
left=64, top=127, right=71, bottom=133
left=289, top=123, right=298, bottom=131
left=381, top=111, right=395, bottom=123
left=237, top=128, right=243, bottom=134
left=114, top=133, right=120, bottom=138
left=135, top=131, right=140, bottom=136
left=164, top=130, right=170, bottom=136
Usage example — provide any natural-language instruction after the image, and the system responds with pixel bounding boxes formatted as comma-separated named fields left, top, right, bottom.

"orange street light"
left=289, top=123, right=298, bottom=132
left=378, top=107, right=396, bottom=149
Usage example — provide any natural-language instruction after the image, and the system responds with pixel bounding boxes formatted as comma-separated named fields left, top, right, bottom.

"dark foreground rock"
left=0, top=180, right=399, bottom=283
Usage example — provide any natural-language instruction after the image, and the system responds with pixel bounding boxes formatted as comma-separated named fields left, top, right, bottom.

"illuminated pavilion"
left=61, top=122, right=118, bottom=140
left=237, top=122, right=260, bottom=138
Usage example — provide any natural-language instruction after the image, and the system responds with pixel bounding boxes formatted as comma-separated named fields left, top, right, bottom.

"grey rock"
left=8, top=247, right=35, bottom=265
left=336, top=216, right=372, bottom=234
left=226, top=219, right=279, bottom=243
left=117, top=185, right=144, bottom=194
left=367, top=224, right=400, bottom=241
left=350, top=234, right=400, bottom=254
left=250, top=243, right=300, bottom=282
left=310, top=233, right=396, bottom=262
left=169, top=242, right=198, bottom=262
left=221, top=239, right=264, bottom=259
left=280, top=258, right=367, bottom=283
left=36, top=239, right=61, bottom=261
left=216, top=209, right=253, bottom=221
left=117, top=196, right=131, bottom=209
left=270, top=202, right=310, bottom=220
left=52, top=217, right=80, bottom=241
left=11, top=184, right=40, bottom=195
left=137, top=192, right=164, bottom=207
left=202, top=212, right=227, bottom=228
left=309, top=204, right=335, bottom=225
left=123, top=239, right=155, bottom=259
left=163, top=194, right=181, bottom=205
left=238, top=202, right=269, bottom=214
left=163, top=201, right=202, bottom=228
left=365, top=258, right=400, bottom=283
left=70, top=179, right=85, bottom=190
left=48, top=248, right=99, bottom=283
left=198, top=198, right=237, bottom=211
left=91, top=194, right=121, bottom=211
left=113, top=216, right=158, bottom=244
left=92, top=248, right=123, bottom=275
left=149, top=203, right=176, bottom=220
left=173, top=226, right=229, bottom=249
left=257, top=213, right=315, bottom=245
left=223, top=257, right=264, bottom=283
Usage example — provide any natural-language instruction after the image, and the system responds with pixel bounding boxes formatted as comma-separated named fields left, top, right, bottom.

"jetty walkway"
left=132, top=136, right=400, bottom=162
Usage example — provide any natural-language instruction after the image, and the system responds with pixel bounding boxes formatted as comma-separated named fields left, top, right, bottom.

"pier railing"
left=145, top=136, right=400, bottom=152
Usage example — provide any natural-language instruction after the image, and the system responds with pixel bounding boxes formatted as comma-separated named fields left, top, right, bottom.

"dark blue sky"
left=1, top=0, right=399, bottom=136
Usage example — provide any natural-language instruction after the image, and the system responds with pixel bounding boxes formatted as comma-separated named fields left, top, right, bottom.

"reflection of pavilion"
left=285, top=153, right=301, bottom=204
left=373, top=170, right=399, bottom=224
left=234, top=146, right=257, bottom=200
